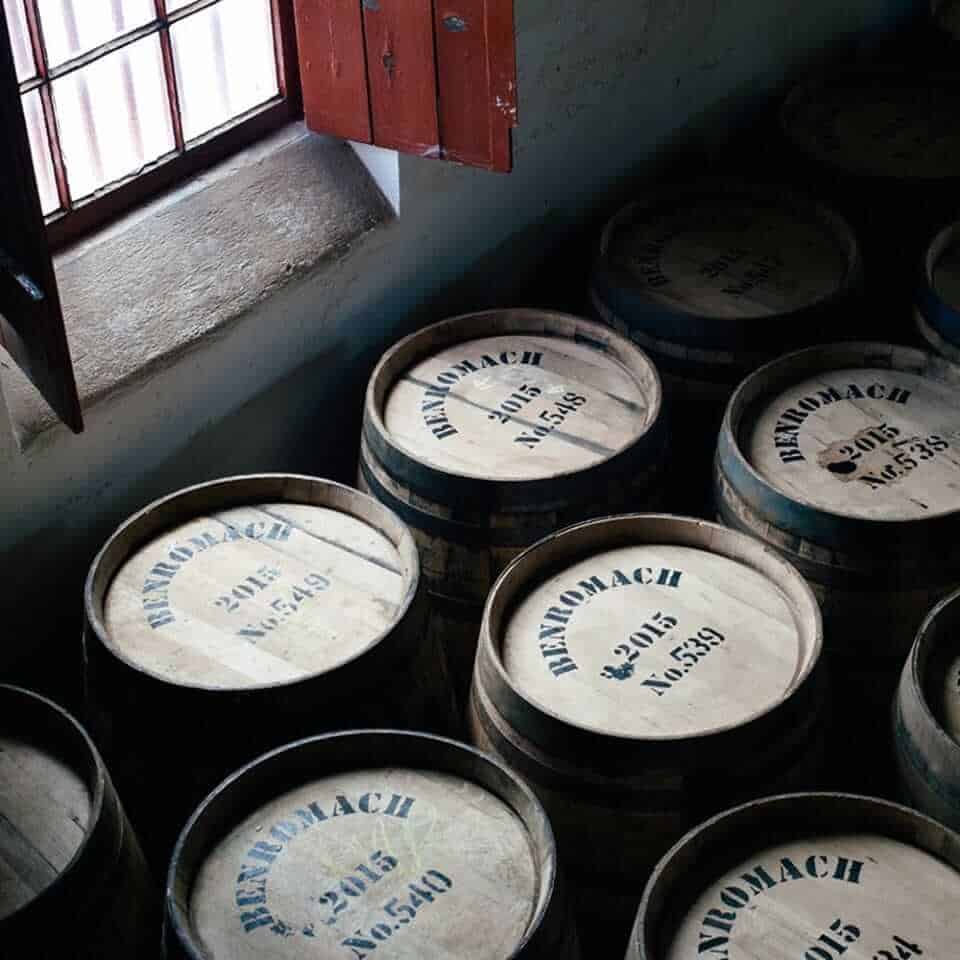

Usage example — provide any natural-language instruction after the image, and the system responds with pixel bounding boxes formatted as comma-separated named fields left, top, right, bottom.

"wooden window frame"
left=17, top=0, right=302, bottom=251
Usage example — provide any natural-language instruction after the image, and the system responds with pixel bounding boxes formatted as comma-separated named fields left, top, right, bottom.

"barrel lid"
left=170, top=732, right=553, bottom=959
left=782, top=68, right=960, bottom=180
left=743, top=360, right=960, bottom=522
left=659, top=803, right=960, bottom=960
left=493, top=517, right=819, bottom=740
left=374, top=312, right=661, bottom=486
left=596, top=186, right=851, bottom=328
left=94, top=477, right=417, bottom=690
left=0, top=690, right=93, bottom=921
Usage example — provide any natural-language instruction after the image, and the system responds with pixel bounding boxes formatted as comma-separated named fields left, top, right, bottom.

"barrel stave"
left=0, top=685, right=160, bottom=959
left=893, top=588, right=960, bottom=831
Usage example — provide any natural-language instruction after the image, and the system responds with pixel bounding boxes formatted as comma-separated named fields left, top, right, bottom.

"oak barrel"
left=715, top=342, right=960, bottom=796
left=781, top=65, right=960, bottom=335
left=83, top=474, right=453, bottom=870
left=0, top=684, right=159, bottom=958
left=589, top=182, right=861, bottom=514
left=163, top=730, right=579, bottom=960
left=469, top=514, right=824, bottom=957
left=916, top=220, right=960, bottom=363
left=359, top=309, right=667, bottom=709
left=626, top=792, right=960, bottom=960
left=893, top=587, right=960, bottom=831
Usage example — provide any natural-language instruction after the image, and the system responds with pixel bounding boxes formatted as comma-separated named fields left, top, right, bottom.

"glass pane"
left=52, top=32, right=174, bottom=200
left=172, top=0, right=277, bottom=142
left=165, top=0, right=196, bottom=10
left=4, top=0, right=35, bottom=83
left=37, top=0, right=156, bottom=69
left=21, top=90, right=59, bottom=214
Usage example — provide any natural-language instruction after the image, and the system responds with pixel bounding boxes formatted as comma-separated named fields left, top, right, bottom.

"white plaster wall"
left=0, top=0, right=913, bottom=692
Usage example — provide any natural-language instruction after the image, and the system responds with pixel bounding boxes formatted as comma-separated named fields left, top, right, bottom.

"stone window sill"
left=0, top=124, right=393, bottom=449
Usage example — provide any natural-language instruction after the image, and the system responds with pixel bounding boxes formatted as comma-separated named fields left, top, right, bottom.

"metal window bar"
left=9, top=0, right=297, bottom=248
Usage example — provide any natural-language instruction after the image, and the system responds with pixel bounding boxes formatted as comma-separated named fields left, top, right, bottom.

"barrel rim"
left=0, top=684, right=107, bottom=925
left=906, top=585, right=960, bottom=758
left=83, top=473, right=422, bottom=693
left=780, top=64, right=960, bottom=184
left=477, top=512, right=823, bottom=745
left=632, top=790, right=960, bottom=960
left=916, top=219, right=960, bottom=347
left=917, top=308, right=960, bottom=365
left=591, top=179, right=862, bottom=345
left=362, top=308, right=665, bottom=502
left=717, top=341, right=960, bottom=543
left=164, top=728, right=560, bottom=960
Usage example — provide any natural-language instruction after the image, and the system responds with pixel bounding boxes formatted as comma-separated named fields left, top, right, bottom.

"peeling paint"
left=443, top=15, right=468, bottom=31
left=494, top=96, right=519, bottom=121
left=362, top=0, right=380, bottom=10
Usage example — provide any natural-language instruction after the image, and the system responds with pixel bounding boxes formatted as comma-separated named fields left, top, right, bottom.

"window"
left=1, top=0, right=517, bottom=432
left=7, top=0, right=300, bottom=249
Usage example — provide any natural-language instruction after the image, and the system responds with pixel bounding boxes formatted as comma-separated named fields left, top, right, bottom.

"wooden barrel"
left=163, top=729, right=579, bottom=960
left=916, top=220, right=960, bottom=363
left=0, top=684, right=159, bottom=958
left=626, top=792, right=960, bottom=960
left=893, top=587, right=960, bottom=830
left=359, top=309, right=667, bottom=711
left=715, top=342, right=960, bottom=796
left=781, top=65, right=960, bottom=337
left=589, top=182, right=861, bottom=515
left=468, top=514, right=824, bottom=958
left=83, top=474, right=453, bottom=871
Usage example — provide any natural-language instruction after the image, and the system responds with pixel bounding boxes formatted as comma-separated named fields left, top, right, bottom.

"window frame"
left=15, top=0, right=301, bottom=251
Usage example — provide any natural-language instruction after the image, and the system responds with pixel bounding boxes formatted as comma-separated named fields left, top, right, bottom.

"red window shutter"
left=362, top=0, right=439, bottom=156
left=294, top=0, right=517, bottom=171
left=435, top=2, right=517, bottom=171
left=0, top=10, right=82, bottom=433
left=292, top=0, right=372, bottom=144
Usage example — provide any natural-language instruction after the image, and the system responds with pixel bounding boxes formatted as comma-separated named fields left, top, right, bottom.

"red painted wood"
left=293, top=0, right=371, bottom=144
left=362, top=0, right=439, bottom=156
left=435, top=0, right=516, bottom=171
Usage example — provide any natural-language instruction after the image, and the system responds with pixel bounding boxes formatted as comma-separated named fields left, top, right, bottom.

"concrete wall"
left=0, top=0, right=913, bottom=699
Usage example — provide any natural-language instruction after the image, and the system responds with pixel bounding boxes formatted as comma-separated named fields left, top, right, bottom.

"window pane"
left=172, top=0, right=277, bottom=142
left=165, top=0, right=195, bottom=10
left=37, top=0, right=156, bottom=68
left=21, top=90, right=59, bottom=214
left=4, top=0, right=35, bottom=82
left=52, top=32, right=174, bottom=200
